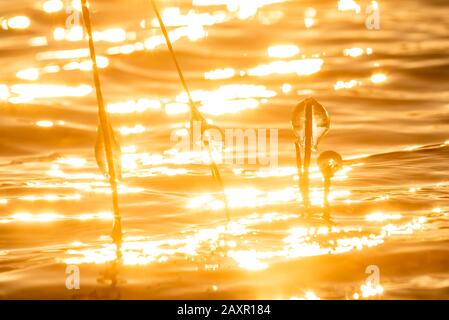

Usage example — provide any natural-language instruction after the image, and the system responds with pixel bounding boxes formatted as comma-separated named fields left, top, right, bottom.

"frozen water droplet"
left=292, top=98, right=330, bottom=151
left=318, top=150, right=343, bottom=178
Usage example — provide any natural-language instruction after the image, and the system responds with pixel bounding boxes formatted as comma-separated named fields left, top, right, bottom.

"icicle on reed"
left=292, top=98, right=330, bottom=217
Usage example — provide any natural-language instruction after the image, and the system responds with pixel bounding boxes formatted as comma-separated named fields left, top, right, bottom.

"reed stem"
left=302, top=102, right=313, bottom=212
left=150, top=0, right=230, bottom=222
left=81, top=0, right=122, bottom=251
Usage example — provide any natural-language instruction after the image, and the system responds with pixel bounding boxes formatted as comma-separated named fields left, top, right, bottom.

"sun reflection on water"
left=290, top=291, right=320, bottom=300
left=371, top=73, right=387, bottom=84
left=42, top=0, right=64, bottom=13
left=7, top=84, right=92, bottom=104
left=337, top=0, right=361, bottom=13
left=1, top=16, right=31, bottom=30
left=193, top=0, right=286, bottom=20
left=60, top=211, right=427, bottom=272
left=267, top=45, right=300, bottom=59
left=0, top=211, right=112, bottom=224
left=247, top=59, right=323, bottom=77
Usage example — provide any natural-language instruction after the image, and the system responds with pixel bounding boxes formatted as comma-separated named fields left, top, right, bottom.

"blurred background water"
left=0, top=0, right=449, bottom=299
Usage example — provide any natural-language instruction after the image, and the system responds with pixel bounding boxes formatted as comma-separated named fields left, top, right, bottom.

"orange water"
left=0, top=0, right=448, bottom=299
